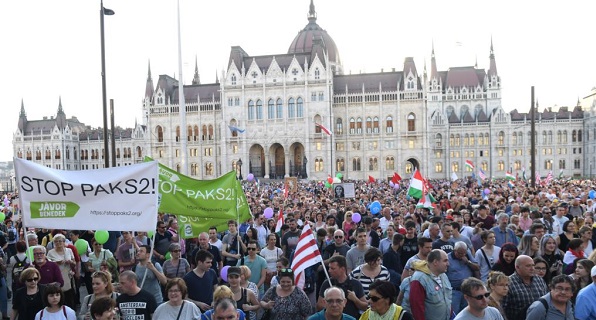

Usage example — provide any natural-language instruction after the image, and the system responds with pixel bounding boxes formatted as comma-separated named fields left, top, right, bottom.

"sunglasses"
left=334, top=235, right=343, bottom=239
left=280, top=268, right=293, bottom=273
left=467, top=292, right=490, bottom=300
left=368, top=295, right=383, bottom=302
left=247, top=248, right=258, bottom=251
left=26, top=277, right=39, bottom=282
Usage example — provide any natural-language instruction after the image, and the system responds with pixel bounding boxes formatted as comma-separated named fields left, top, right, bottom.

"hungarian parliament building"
left=12, top=1, right=596, bottom=181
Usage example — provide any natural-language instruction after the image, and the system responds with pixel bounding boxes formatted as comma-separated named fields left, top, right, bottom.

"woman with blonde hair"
left=200, top=286, right=246, bottom=320
left=517, top=234, right=539, bottom=258
left=486, top=271, right=508, bottom=320
left=239, top=265, right=259, bottom=299
left=12, top=268, right=44, bottom=320
left=78, top=271, right=118, bottom=320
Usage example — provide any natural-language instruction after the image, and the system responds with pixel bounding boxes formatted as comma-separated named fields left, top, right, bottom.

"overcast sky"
left=2, top=0, right=595, bottom=161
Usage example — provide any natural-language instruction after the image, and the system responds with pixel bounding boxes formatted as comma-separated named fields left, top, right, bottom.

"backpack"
left=7, top=229, right=16, bottom=242
left=12, top=255, right=29, bottom=284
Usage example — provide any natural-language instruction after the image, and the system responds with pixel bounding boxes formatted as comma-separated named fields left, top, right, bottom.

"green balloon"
left=336, top=172, right=343, bottom=179
left=147, top=230, right=155, bottom=238
left=0, top=213, right=5, bottom=222
left=74, top=239, right=89, bottom=255
left=165, top=252, right=171, bottom=260
left=94, top=230, right=109, bottom=245
left=324, top=181, right=332, bottom=188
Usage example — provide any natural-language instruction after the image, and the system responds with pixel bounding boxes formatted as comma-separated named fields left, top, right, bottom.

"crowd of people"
left=1, top=175, right=596, bottom=319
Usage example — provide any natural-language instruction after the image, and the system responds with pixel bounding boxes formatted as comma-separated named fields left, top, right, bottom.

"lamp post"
left=100, top=0, right=114, bottom=168
left=237, top=158, right=243, bottom=180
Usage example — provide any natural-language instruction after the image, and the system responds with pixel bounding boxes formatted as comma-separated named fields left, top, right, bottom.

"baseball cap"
left=228, top=266, right=242, bottom=277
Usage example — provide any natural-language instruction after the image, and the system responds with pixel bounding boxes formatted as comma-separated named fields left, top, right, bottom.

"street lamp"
left=100, top=0, right=114, bottom=168
left=237, top=158, right=243, bottom=180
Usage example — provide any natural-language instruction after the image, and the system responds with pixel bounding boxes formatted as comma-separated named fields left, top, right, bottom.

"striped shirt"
left=349, top=265, right=391, bottom=296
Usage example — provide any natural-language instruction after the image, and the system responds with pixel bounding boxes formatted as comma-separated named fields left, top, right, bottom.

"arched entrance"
left=289, top=142, right=306, bottom=178
left=405, top=158, right=420, bottom=175
left=249, top=144, right=265, bottom=178
left=269, top=143, right=285, bottom=179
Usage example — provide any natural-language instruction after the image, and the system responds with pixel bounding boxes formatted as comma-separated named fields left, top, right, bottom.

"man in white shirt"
left=208, top=226, right=223, bottom=251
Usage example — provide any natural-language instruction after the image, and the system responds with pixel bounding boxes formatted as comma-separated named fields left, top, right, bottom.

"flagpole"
left=140, top=231, right=157, bottom=288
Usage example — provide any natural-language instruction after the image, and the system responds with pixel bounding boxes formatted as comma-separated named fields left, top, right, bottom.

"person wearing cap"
left=574, top=265, right=596, bottom=320
left=475, top=205, right=495, bottom=230
left=227, top=266, right=260, bottom=320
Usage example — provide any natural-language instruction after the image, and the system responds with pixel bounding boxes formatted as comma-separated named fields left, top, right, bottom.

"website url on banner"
left=90, top=210, right=143, bottom=217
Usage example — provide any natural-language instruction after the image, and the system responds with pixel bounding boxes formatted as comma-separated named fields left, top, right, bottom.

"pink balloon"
left=220, top=266, right=230, bottom=282
left=352, top=212, right=362, bottom=223
left=264, top=207, right=274, bottom=219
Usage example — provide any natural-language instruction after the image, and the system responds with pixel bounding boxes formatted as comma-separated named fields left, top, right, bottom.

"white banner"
left=14, top=158, right=158, bottom=231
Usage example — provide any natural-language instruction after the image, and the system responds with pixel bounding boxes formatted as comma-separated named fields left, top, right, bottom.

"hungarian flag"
left=465, top=160, right=475, bottom=171
left=558, top=169, right=563, bottom=179
left=522, top=167, right=527, bottom=181
left=407, top=169, right=424, bottom=199
left=315, top=123, right=332, bottom=136
left=505, top=172, right=515, bottom=181
left=416, top=193, right=437, bottom=209
left=275, top=209, right=284, bottom=233
left=368, top=176, right=375, bottom=183
left=291, top=225, right=323, bottom=289
left=391, top=172, right=402, bottom=184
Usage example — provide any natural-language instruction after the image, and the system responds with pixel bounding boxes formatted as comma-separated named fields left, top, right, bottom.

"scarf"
left=569, top=248, right=584, bottom=260
left=368, top=303, right=397, bottom=320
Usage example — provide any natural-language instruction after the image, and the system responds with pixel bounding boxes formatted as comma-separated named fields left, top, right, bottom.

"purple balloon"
left=484, top=188, right=491, bottom=195
left=247, top=173, right=254, bottom=181
left=389, top=181, right=395, bottom=187
left=220, top=266, right=230, bottom=282
left=352, top=212, right=362, bottom=223
left=393, top=184, right=400, bottom=190
left=264, top=207, right=274, bottom=219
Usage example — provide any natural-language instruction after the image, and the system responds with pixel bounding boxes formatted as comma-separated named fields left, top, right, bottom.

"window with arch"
left=557, top=131, right=562, bottom=144
left=137, top=146, right=142, bottom=158
left=256, top=100, right=263, bottom=120
left=563, top=131, right=568, bottom=143
left=373, top=117, right=380, bottom=133
left=202, top=125, right=207, bottom=141
left=514, top=160, right=522, bottom=170
left=578, top=130, right=583, bottom=142
left=484, top=133, right=489, bottom=145
left=432, top=133, right=441, bottom=148
left=574, top=159, right=580, bottom=169
left=498, top=131, right=505, bottom=145
left=464, top=134, right=469, bottom=146
left=470, top=134, right=475, bottom=145
left=314, top=115, right=322, bottom=134
left=405, top=162, right=413, bottom=174
left=193, top=125, right=199, bottom=141
left=435, top=162, right=443, bottom=173
left=572, top=130, right=577, bottom=142
left=288, top=98, right=295, bottom=118
left=544, top=160, right=553, bottom=170
left=208, top=125, right=214, bottom=140
left=352, top=158, right=361, bottom=171
left=407, top=113, right=416, bottom=131
left=478, top=133, right=484, bottom=146
left=231, top=73, right=237, bottom=85
left=543, top=131, right=547, bottom=144
left=191, top=163, right=199, bottom=176
left=268, top=99, right=275, bottom=119
left=452, top=162, right=459, bottom=172
left=497, top=161, right=505, bottom=171
left=548, top=131, right=553, bottom=144
left=176, top=163, right=181, bottom=173
left=369, top=157, right=378, bottom=170
left=248, top=100, right=255, bottom=120
left=386, top=116, right=393, bottom=133
left=559, top=159, right=566, bottom=169
left=386, top=157, right=395, bottom=170
left=156, top=126, right=164, bottom=142
left=518, top=132, right=523, bottom=145
left=349, top=118, right=355, bottom=134
left=276, top=98, right=283, bottom=118
left=205, top=162, right=214, bottom=175
left=54, top=148, right=61, bottom=160
left=315, top=158, right=324, bottom=172
left=336, top=118, right=343, bottom=134
left=455, top=134, right=460, bottom=146
left=481, top=161, right=488, bottom=171
left=296, top=97, right=304, bottom=117
left=314, top=68, right=320, bottom=80
left=512, top=132, right=517, bottom=145
left=175, top=126, right=181, bottom=142
left=449, top=134, right=455, bottom=147
left=366, top=117, right=373, bottom=134
left=356, top=118, right=363, bottom=134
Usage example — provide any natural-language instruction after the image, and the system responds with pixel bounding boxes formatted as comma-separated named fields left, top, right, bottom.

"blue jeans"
left=0, top=277, right=7, bottom=316
left=451, top=289, right=467, bottom=315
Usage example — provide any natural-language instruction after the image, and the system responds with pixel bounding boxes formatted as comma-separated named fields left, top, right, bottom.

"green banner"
left=146, top=157, right=252, bottom=238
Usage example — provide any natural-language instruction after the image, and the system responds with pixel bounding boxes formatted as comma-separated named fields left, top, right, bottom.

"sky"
left=2, top=0, right=595, bottom=162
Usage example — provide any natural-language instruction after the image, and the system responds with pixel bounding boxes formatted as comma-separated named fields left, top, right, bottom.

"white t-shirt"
left=34, top=306, right=77, bottom=320
left=259, top=247, right=283, bottom=272
left=454, top=306, right=504, bottom=320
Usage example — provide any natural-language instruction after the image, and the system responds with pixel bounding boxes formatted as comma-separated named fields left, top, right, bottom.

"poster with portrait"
left=333, top=183, right=355, bottom=198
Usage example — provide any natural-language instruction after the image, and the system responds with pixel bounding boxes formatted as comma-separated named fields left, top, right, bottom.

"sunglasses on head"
left=467, top=292, right=490, bottom=300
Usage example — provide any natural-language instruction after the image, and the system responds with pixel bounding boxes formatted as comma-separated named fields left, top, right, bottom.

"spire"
left=430, top=40, right=438, bottom=80
left=18, top=99, right=27, bottom=132
left=57, top=96, right=65, bottom=113
left=56, top=96, right=67, bottom=129
left=308, top=0, right=317, bottom=23
left=475, top=55, right=478, bottom=68
left=145, top=60, right=154, bottom=99
left=192, top=55, right=201, bottom=85
left=488, top=36, right=498, bottom=77
left=215, top=70, right=219, bottom=84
